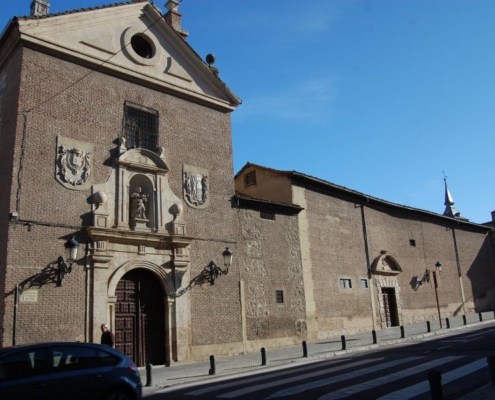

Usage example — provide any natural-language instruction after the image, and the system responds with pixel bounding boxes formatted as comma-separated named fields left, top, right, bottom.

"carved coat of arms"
left=183, top=164, right=209, bottom=209
left=56, top=136, right=93, bottom=190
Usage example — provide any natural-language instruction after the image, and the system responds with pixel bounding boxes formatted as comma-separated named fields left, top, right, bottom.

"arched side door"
left=115, top=269, right=166, bottom=367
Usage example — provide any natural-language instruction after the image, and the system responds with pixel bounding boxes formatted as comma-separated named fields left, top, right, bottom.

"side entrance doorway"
left=381, top=287, right=399, bottom=327
left=115, top=269, right=166, bottom=367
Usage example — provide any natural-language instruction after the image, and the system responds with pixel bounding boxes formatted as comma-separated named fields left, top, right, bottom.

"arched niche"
left=371, top=252, right=403, bottom=276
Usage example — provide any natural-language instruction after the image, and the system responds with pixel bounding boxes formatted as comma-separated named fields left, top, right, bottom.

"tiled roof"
left=237, top=162, right=491, bottom=229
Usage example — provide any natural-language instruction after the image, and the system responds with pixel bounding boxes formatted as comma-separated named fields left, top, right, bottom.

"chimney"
left=164, top=0, right=189, bottom=40
left=30, top=0, right=50, bottom=17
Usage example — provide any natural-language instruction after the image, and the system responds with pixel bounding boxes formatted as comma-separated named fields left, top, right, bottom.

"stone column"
left=90, top=246, right=113, bottom=343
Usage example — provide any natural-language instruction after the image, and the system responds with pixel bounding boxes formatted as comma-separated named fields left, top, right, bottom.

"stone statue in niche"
left=131, top=187, right=148, bottom=219
left=130, top=187, right=149, bottom=231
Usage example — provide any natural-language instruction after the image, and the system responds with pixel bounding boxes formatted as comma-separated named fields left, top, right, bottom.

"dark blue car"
left=0, top=342, right=142, bottom=400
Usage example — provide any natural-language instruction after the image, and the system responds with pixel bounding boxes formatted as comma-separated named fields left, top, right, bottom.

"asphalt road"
left=143, top=324, right=495, bottom=399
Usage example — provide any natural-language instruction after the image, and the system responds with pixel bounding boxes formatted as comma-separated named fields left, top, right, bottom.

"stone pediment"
left=371, top=253, right=402, bottom=276
left=15, top=2, right=240, bottom=111
left=117, top=148, right=168, bottom=174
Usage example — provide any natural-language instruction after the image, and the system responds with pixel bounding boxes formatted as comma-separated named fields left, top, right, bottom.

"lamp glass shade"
left=64, top=237, right=79, bottom=262
left=222, top=247, right=233, bottom=267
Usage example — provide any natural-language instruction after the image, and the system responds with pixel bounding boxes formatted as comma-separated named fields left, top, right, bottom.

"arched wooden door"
left=115, top=269, right=166, bottom=367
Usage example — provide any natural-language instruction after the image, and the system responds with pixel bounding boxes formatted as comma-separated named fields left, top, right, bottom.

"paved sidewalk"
left=140, top=312, right=495, bottom=398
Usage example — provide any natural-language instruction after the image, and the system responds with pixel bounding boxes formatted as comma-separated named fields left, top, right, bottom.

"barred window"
left=123, top=103, right=158, bottom=151
left=275, top=290, right=284, bottom=304
left=260, top=211, right=275, bottom=220
left=339, top=278, right=352, bottom=289
left=360, top=279, right=369, bottom=289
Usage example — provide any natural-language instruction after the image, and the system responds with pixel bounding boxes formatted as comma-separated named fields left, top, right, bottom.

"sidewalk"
left=140, top=312, right=495, bottom=398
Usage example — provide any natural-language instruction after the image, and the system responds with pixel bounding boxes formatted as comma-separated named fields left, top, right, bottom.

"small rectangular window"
left=409, top=239, right=416, bottom=247
left=275, top=290, right=284, bottom=304
left=123, top=102, right=158, bottom=151
left=260, top=211, right=275, bottom=220
left=339, top=279, right=352, bottom=289
left=360, top=279, right=369, bottom=289
left=245, top=171, right=257, bottom=187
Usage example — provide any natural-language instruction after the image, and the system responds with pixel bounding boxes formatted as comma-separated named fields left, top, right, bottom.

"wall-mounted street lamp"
left=207, top=247, right=233, bottom=285
left=57, top=237, right=79, bottom=286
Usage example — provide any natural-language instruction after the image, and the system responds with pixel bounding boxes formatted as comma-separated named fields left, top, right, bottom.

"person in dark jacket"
left=100, top=323, right=115, bottom=348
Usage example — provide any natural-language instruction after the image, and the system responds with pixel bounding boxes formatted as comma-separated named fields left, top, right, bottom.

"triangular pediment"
left=15, top=2, right=240, bottom=111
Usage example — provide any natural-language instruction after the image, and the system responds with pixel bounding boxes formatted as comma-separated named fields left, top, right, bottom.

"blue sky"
left=2, top=1, right=494, bottom=223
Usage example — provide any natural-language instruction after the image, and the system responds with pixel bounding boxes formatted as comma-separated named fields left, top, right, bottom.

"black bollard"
left=400, top=326, right=405, bottom=339
left=427, top=321, right=431, bottom=333
left=487, top=355, right=495, bottom=385
left=372, top=330, right=377, bottom=344
left=427, top=369, right=444, bottom=400
left=479, top=312, right=483, bottom=322
left=302, top=341, right=308, bottom=358
left=463, top=315, right=467, bottom=325
left=341, top=335, right=346, bottom=350
left=145, top=363, right=153, bottom=387
left=209, top=355, right=216, bottom=375
left=446, top=318, right=450, bottom=329
left=261, top=347, right=267, bottom=366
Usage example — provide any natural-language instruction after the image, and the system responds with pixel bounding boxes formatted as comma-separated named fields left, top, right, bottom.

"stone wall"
left=237, top=208, right=306, bottom=347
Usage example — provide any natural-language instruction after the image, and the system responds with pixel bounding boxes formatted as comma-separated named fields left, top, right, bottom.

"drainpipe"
left=451, top=229, right=466, bottom=315
left=360, top=203, right=376, bottom=330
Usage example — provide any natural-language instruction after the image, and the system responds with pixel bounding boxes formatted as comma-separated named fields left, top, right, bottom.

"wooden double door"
left=382, top=287, right=399, bottom=327
left=115, top=269, right=166, bottom=367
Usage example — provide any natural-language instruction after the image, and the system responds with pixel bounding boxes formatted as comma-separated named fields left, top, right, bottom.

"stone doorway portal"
left=115, top=269, right=166, bottom=367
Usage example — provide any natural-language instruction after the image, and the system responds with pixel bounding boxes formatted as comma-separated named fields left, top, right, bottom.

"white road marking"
left=378, top=358, right=487, bottom=399
left=183, top=358, right=381, bottom=396
left=260, top=357, right=424, bottom=400
left=317, top=356, right=463, bottom=400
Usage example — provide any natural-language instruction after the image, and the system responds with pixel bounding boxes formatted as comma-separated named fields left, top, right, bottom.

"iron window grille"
left=123, top=103, right=158, bottom=151
left=275, top=290, right=284, bottom=304
left=260, top=211, right=275, bottom=220
left=339, top=278, right=352, bottom=289
left=360, top=279, right=369, bottom=289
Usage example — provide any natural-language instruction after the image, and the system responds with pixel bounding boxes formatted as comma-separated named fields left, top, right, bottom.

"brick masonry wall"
left=302, top=186, right=495, bottom=336
left=0, top=45, right=23, bottom=344
left=2, top=46, right=241, bottom=346
left=238, top=208, right=306, bottom=341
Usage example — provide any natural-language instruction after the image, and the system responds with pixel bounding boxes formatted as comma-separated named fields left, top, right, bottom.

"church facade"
left=0, top=0, right=494, bottom=366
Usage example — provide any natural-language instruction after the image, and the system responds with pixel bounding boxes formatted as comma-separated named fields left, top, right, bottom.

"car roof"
left=0, top=342, right=124, bottom=357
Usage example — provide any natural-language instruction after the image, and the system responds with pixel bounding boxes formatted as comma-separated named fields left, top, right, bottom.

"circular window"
left=130, top=34, right=155, bottom=59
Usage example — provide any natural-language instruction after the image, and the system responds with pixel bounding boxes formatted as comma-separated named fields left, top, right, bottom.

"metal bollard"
left=400, top=326, right=405, bottom=339
left=302, top=341, right=308, bottom=358
left=427, top=321, right=431, bottom=333
left=209, top=355, right=216, bottom=375
left=427, top=369, right=444, bottom=400
left=479, top=312, right=483, bottom=322
left=261, top=347, right=267, bottom=366
left=372, top=330, right=377, bottom=344
left=446, top=318, right=450, bottom=329
left=487, top=355, right=495, bottom=385
left=463, top=315, right=467, bottom=325
left=145, top=363, right=153, bottom=387
left=341, top=335, right=346, bottom=350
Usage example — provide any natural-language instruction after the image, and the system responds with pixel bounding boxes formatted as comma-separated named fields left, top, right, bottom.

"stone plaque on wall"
left=20, top=289, right=38, bottom=303
left=56, top=135, right=94, bottom=190
left=183, top=164, right=210, bottom=209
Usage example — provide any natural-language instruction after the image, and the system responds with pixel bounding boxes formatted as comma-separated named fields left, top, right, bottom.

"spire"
left=442, top=175, right=468, bottom=221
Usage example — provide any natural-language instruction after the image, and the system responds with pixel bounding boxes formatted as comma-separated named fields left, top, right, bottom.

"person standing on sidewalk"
left=100, top=323, right=115, bottom=348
